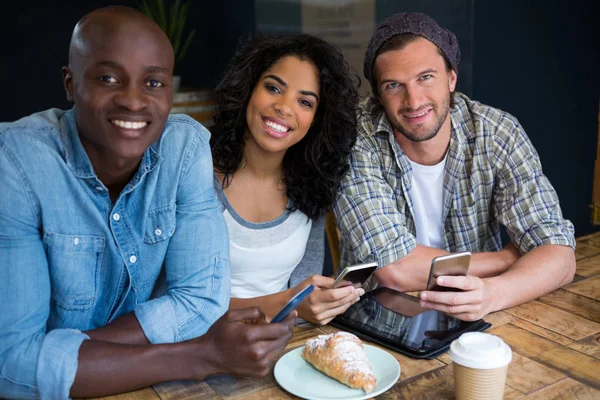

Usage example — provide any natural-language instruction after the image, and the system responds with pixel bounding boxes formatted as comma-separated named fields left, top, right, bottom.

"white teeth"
left=111, top=120, right=148, bottom=129
left=408, top=110, right=428, bottom=118
left=264, top=119, right=289, bottom=133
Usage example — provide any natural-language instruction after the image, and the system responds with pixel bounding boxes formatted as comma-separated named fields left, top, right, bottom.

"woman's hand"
left=294, top=275, right=364, bottom=325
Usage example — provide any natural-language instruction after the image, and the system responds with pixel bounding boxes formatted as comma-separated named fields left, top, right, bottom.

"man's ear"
left=62, top=66, right=74, bottom=102
left=448, top=69, right=457, bottom=92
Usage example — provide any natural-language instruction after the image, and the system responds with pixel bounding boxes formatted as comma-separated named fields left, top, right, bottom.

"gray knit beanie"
left=364, top=12, right=460, bottom=93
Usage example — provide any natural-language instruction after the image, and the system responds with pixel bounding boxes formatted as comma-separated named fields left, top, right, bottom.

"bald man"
left=0, top=6, right=294, bottom=399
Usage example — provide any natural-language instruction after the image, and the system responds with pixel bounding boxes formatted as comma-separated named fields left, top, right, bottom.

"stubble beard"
left=392, top=93, right=451, bottom=143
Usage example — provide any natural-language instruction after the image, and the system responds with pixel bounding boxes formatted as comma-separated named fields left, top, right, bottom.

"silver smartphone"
left=426, top=252, right=472, bottom=291
left=331, top=262, right=378, bottom=289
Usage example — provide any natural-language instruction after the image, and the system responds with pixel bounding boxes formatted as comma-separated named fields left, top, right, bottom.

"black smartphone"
left=331, top=262, right=378, bottom=289
left=426, top=252, right=471, bottom=291
left=270, top=285, right=314, bottom=323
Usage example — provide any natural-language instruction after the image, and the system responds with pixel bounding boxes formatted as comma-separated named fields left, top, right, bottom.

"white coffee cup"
left=449, top=332, right=512, bottom=400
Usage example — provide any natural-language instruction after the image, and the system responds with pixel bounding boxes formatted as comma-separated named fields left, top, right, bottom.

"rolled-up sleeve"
left=334, top=134, right=416, bottom=269
left=135, top=125, right=230, bottom=343
left=492, top=119, right=576, bottom=253
left=0, top=145, right=89, bottom=400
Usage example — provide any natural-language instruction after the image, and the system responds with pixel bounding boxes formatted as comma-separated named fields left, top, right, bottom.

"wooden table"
left=93, top=234, right=600, bottom=400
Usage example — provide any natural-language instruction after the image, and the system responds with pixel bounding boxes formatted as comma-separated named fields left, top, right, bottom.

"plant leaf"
left=177, top=28, right=195, bottom=65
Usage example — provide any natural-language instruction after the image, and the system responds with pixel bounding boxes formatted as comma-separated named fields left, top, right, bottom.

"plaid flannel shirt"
left=334, top=92, right=575, bottom=270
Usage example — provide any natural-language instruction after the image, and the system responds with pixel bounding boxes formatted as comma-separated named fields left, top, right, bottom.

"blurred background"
left=1, top=0, right=598, bottom=242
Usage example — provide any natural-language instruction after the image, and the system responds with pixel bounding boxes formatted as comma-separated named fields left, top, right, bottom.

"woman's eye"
left=146, top=80, right=164, bottom=88
left=266, top=84, right=281, bottom=94
left=299, top=99, right=313, bottom=108
left=99, top=76, right=117, bottom=83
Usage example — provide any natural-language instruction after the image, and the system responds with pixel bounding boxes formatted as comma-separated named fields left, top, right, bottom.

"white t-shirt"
left=407, top=155, right=447, bottom=248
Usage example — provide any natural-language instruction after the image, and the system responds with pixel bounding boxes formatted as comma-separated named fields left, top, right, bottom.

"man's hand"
left=295, top=275, right=364, bottom=325
left=200, top=307, right=295, bottom=378
left=419, top=275, right=493, bottom=321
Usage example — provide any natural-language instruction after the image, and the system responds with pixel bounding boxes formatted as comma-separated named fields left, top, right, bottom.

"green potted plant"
left=137, top=0, right=196, bottom=93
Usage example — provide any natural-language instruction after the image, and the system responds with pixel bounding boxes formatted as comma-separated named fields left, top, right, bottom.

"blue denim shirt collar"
left=60, top=108, right=162, bottom=191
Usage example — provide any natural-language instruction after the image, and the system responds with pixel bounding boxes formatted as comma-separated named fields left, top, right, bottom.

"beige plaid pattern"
left=334, top=93, right=575, bottom=269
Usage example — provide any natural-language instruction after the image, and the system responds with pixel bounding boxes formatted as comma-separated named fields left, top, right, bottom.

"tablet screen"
left=332, top=287, right=484, bottom=353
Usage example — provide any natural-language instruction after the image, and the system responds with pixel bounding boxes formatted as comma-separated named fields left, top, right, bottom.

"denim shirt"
left=0, top=108, right=230, bottom=399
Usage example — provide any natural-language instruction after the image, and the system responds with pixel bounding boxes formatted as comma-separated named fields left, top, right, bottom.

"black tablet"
left=330, top=287, right=491, bottom=359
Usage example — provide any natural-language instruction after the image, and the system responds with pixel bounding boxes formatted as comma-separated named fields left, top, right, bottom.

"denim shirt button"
left=73, top=237, right=80, bottom=246
left=129, top=255, right=137, bottom=264
left=112, top=213, right=121, bottom=221
left=154, top=228, right=162, bottom=236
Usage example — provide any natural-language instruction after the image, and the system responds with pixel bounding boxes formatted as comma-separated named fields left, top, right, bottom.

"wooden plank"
left=484, top=310, right=516, bottom=328
left=382, top=363, right=455, bottom=400
left=575, top=243, right=600, bottom=260
left=504, top=301, right=600, bottom=340
left=521, top=377, right=600, bottom=399
left=365, top=341, right=445, bottom=381
left=489, top=324, right=561, bottom=359
left=564, top=275, right=600, bottom=301
left=568, top=332, right=600, bottom=360
left=85, top=388, right=160, bottom=400
left=511, top=318, right=574, bottom=346
left=436, top=353, right=452, bottom=364
left=204, top=374, right=277, bottom=400
left=234, top=387, right=294, bottom=400
left=538, top=288, right=600, bottom=323
left=285, top=326, right=326, bottom=350
left=491, top=324, right=600, bottom=389
left=537, top=345, right=600, bottom=388
left=505, top=352, right=565, bottom=394
left=153, top=380, right=220, bottom=400
left=576, top=256, right=600, bottom=277
left=580, top=234, right=600, bottom=248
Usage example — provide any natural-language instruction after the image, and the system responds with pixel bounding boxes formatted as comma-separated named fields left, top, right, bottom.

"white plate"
left=274, top=344, right=400, bottom=400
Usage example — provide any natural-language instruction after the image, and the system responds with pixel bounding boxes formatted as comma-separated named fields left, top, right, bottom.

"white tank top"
left=407, top=154, right=447, bottom=248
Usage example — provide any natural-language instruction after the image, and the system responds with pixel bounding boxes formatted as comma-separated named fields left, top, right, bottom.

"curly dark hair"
left=211, top=33, right=359, bottom=220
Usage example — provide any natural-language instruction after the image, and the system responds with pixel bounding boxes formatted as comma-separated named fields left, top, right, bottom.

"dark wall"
left=472, top=0, right=600, bottom=237
left=1, top=0, right=254, bottom=122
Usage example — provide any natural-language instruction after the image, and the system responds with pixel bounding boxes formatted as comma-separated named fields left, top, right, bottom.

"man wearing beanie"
left=333, top=12, right=576, bottom=321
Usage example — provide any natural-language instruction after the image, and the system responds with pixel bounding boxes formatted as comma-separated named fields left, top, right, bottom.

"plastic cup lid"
left=450, top=332, right=512, bottom=369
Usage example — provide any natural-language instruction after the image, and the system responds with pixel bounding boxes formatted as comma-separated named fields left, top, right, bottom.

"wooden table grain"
left=90, top=235, right=600, bottom=400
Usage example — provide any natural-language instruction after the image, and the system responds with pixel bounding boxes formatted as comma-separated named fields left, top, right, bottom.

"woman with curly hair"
left=211, top=33, right=360, bottom=325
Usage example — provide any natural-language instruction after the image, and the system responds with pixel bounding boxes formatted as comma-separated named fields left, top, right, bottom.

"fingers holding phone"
left=295, top=275, right=365, bottom=325
left=202, top=307, right=295, bottom=377
left=420, top=275, right=493, bottom=321
left=426, top=252, right=471, bottom=291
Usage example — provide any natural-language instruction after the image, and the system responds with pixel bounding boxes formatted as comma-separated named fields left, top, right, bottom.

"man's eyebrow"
left=91, top=61, right=170, bottom=74
left=92, top=60, right=123, bottom=69
left=144, top=65, right=171, bottom=74
left=264, top=74, right=319, bottom=102
left=418, top=68, right=438, bottom=75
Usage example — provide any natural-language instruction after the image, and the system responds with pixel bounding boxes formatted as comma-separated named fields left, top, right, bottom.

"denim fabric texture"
left=0, top=108, right=230, bottom=399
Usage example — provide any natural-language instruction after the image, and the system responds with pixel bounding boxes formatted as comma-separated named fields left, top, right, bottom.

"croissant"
left=302, top=332, right=377, bottom=393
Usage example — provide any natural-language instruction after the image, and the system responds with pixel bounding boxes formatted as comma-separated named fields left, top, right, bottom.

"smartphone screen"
left=332, top=262, right=378, bottom=289
left=426, top=252, right=471, bottom=291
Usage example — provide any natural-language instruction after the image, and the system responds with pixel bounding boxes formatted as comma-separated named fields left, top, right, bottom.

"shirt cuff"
left=517, top=221, right=576, bottom=254
left=375, top=234, right=417, bottom=269
left=135, top=297, right=178, bottom=344
left=36, top=329, right=89, bottom=400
